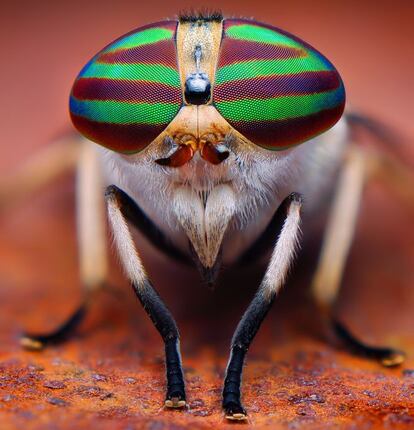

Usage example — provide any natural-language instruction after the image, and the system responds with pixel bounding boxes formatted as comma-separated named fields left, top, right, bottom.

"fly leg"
left=106, top=185, right=186, bottom=409
left=311, top=145, right=405, bottom=367
left=223, top=193, right=303, bottom=420
left=21, top=140, right=107, bottom=349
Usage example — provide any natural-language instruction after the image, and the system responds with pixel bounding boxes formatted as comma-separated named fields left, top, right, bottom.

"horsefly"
left=7, top=11, right=411, bottom=421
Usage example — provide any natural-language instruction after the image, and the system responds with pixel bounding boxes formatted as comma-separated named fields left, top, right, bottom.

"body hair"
left=98, top=118, right=348, bottom=262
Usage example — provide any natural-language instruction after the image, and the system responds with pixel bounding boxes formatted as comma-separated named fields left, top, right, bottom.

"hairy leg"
left=106, top=185, right=186, bottom=408
left=110, top=185, right=190, bottom=265
left=223, top=193, right=302, bottom=420
left=311, top=145, right=405, bottom=367
left=236, top=195, right=293, bottom=266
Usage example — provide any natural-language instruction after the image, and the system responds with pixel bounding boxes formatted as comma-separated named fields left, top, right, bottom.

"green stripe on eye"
left=215, top=87, right=344, bottom=122
left=215, top=55, right=330, bottom=85
left=103, top=27, right=173, bottom=52
left=80, top=63, right=180, bottom=87
left=70, top=98, right=179, bottom=125
left=226, top=24, right=303, bottom=49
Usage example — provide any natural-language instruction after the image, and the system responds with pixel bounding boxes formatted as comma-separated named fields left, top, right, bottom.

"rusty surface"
left=0, top=176, right=413, bottom=430
left=1, top=1, right=414, bottom=429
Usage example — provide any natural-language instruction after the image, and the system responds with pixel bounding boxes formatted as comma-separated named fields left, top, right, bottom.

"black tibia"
left=132, top=279, right=186, bottom=407
left=223, top=293, right=275, bottom=419
left=106, top=185, right=191, bottom=265
left=21, top=304, right=87, bottom=350
left=223, top=193, right=302, bottom=420
left=236, top=194, right=293, bottom=266
left=333, top=319, right=405, bottom=367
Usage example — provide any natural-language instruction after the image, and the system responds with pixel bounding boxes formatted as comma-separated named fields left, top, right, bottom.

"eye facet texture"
left=214, top=19, right=345, bottom=150
left=70, top=21, right=182, bottom=153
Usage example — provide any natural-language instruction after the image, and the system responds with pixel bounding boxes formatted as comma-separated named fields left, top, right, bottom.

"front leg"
left=106, top=186, right=186, bottom=408
left=223, top=193, right=303, bottom=420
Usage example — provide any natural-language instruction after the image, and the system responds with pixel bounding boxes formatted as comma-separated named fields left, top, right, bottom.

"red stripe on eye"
left=232, top=104, right=345, bottom=149
left=70, top=114, right=164, bottom=153
left=72, top=78, right=182, bottom=104
left=214, top=71, right=340, bottom=102
left=97, top=20, right=178, bottom=54
left=223, top=19, right=319, bottom=53
left=98, top=39, right=178, bottom=67
left=217, top=38, right=305, bottom=66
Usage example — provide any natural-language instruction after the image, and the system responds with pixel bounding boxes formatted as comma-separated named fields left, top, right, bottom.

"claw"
left=20, top=304, right=87, bottom=350
left=20, top=336, right=44, bottom=351
left=381, top=350, right=406, bottom=367
left=224, top=402, right=247, bottom=421
left=165, top=396, right=187, bottom=409
left=225, top=412, right=248, bottom=421
left=333, top=320, right=406, bottom=368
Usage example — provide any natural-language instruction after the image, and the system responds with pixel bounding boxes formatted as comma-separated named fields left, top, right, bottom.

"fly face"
left=153, top=105, right=232, bottom=168
left=69, top=14, right=345, bottom=269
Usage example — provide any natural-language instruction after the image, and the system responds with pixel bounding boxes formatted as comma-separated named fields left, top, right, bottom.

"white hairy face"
left=98, top=119, right=348, bottom=266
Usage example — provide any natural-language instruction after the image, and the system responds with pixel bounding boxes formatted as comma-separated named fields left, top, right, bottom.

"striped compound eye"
left=214, top=19, right=345, bottom=150
left=70, top=21, right=182, bottom=153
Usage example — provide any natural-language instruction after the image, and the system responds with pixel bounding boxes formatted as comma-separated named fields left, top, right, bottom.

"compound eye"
left=214, top=19, right=345, bottom=150
left=70, top=21, right=182, bottom=154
